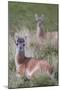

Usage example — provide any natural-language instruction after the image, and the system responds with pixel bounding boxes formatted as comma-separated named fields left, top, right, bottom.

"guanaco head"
left=16, top=37, right=25, bottom=55
left=35, top=14, right=45, bottom=37
left=35, top=14, right=44, bottom=25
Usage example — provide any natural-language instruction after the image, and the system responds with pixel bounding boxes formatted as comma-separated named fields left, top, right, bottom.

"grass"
left=31, top=74, right=57, bottom=86
left=8, top=1, right=58, bottom=33
left=8, top=2, right=58, bottom=89
left=8, top=67, right=58, bottom=89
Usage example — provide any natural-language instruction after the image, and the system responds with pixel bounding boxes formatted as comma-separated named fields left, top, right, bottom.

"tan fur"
left=36, top=31, right=58, bottom=50
left=16, top=55, right=53, bottom=79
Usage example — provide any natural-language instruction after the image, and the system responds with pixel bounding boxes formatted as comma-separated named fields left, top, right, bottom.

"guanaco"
left=15, top=37, right=53, bottom=79
left=35, top=14, right=58, bottom=48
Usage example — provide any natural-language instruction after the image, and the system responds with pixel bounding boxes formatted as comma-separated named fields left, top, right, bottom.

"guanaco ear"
left=35, top=13, right=38, bottom=21
left=14, top=33, right=19, bottom=44
left=41, top=14, right=44, bottom=21
left=24, top=36, right=27, bottom=46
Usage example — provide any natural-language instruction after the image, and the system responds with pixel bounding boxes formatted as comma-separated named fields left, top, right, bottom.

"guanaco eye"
left=16, top=43, right=18, bottom=46
left=23, top=44, right=25, bottom=46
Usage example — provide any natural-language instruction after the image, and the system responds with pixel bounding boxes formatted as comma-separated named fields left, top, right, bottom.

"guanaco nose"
left=20, top=46, right=22, bottom=50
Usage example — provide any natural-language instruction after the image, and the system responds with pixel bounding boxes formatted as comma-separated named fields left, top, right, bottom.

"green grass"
left=8, top=1, right=58, bottom=34
left=8, top=68, right=58, bottom=89
left=8, top=2, right=58, bottom=88
left=31, top=74, right=57, bottom=86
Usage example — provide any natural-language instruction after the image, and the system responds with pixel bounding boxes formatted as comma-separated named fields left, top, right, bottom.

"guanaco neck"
left=36, top=21, right=44, bottom=38
left=15, top=47, right=26, bottom=65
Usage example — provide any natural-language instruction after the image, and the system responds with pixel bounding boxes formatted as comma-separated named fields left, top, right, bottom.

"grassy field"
left=8, top=2, right=58, bottom=89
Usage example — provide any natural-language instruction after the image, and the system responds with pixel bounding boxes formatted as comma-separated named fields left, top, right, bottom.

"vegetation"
left=8, top=2, right=58, bottom=33
left=8, top=2, right=58, bottom=89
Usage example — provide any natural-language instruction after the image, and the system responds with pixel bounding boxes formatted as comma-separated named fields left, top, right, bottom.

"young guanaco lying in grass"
left=15, top=37, right=53, bottom=80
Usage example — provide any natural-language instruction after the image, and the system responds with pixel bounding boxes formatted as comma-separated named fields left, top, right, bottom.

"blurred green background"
left=8, top=2, right=58, bottom=33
